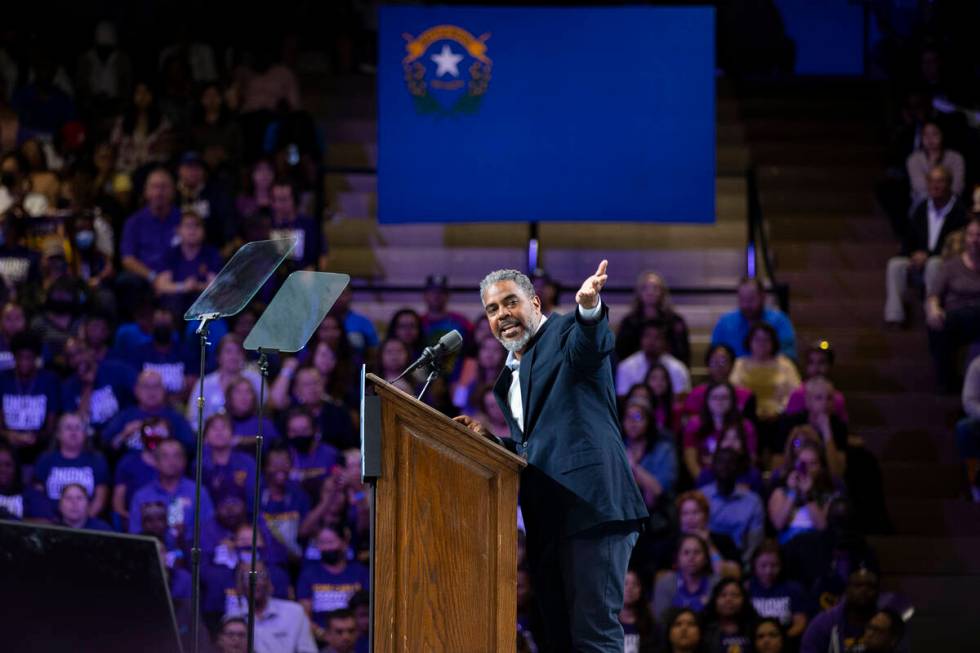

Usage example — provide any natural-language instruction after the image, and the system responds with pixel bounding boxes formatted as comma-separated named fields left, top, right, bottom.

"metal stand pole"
left=246, top=350, right=271, bottom=653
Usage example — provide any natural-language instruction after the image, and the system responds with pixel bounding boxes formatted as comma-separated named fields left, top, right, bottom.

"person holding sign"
left=455, top=261, right=648, bottom=652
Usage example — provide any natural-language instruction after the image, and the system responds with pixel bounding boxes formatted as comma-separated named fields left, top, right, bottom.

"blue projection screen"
left=377, top=6, right=715, bottom=224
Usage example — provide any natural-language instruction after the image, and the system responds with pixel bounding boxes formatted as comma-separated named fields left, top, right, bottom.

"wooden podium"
left=361, top=373, right=526, bottom=652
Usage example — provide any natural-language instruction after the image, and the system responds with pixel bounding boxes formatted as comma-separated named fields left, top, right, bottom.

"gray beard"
left=496, top=314, right=541, bottom=353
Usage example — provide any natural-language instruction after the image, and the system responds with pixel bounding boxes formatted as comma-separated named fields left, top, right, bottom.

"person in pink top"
left=784, top=340, right=848, bottom=423
left=683, top=344, right=756, bottom=421
left=682, top=382, right=758, bottom=480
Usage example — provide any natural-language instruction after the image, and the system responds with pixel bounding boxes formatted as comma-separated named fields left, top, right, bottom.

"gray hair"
left=479, top=269, right=536, bottom=304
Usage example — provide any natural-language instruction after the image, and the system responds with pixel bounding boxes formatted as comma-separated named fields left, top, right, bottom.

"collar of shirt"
left=928, top=195, right=956, bottom=221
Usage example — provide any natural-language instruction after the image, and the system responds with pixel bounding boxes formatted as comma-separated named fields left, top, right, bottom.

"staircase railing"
left=745, top=164, right=790, bottom=313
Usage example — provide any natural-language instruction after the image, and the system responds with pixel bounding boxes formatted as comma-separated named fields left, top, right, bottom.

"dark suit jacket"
left=902, top=198, right=967, bottom=256
left=493, top=306, right=648, bottom=537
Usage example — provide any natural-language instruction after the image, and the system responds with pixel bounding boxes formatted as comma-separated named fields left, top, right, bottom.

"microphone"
left=391, top=329, right=463, bottom=383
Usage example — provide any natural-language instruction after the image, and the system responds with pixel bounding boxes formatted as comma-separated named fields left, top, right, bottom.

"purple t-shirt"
left=128, top=478, right=215, bottom=535
left=0, top=369, right=61, bottom=432
left=114, top=451, right=158, bottom=502
left=120, top=206, right=181, bottom=272
left=748, top=578, right=807, bottom=627
left=289, top=442, right=339, bottom=499
left=0, top=487, right=54, bottom=520
left=33, top=450, right=110, bottom=500
left=162, top=244, right=223, bottom=283
left=270, top=215, right=321, bottom=269
left=202, top=448, right=256, bottom=507
left=231, top=415, right=280, bottom=448
left=296, top=561, right=370, bottom=627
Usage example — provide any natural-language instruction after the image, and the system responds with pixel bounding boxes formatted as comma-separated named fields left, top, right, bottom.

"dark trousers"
left=928, top=305, right=980, bottom=390
left=526, top=520, right=640, bottom=653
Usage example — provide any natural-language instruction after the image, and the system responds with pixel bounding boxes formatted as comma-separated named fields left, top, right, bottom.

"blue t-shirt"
left=343, top=310, right=379, bottom=354
left=120, top=206, right=181, bottom=273
left=133, top=342, right=193, bottom=394
left=289, top=442, right=340, bottom=498
left=639, top=439, right=678, bottom=496
left=231, top=415, right=280, bottom=449
left=748, top=577, right=808, bottom=627
left=163, top=244, right=223, bottom=283
left=201, top=556, right=291, bottom=614
left=0, top=369, right=61, bottom=431
left=711, top=307, right=797, bottom=360
left=56, top=516, right=114, bottom=532
left=260, top=481, right=311, bottom=555
left=33, top=450, right=110, bottom=500
left=0, top=487, right=54, bottom=520
left=296, top=561, right=370, bottom=627
left=61, top=360, right=138, bottom=430
left=114, top=451, right=159, bottom=503
left=128, top=478, right=215, bottom=536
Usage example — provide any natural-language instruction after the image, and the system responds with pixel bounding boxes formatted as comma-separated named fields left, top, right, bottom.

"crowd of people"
left=875, top=38, right=980, bottom=506
left=0, top=10, right=917, bottom=653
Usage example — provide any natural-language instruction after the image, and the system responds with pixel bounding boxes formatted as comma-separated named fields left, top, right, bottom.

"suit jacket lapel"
left=493, top=366, right=519, bottom=439
left=519, top=314, right=558, bottom=438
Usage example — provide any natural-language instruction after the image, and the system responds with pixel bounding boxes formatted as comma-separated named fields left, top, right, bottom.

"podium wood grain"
left=367, top=375, right=525, bottom=653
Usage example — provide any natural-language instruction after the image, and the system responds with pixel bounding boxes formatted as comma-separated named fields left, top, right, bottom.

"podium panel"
left=366, top=376, right=524, bottom=653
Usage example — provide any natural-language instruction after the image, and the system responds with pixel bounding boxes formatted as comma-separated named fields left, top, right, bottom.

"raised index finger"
left=595, top=259, right=608, bottom=277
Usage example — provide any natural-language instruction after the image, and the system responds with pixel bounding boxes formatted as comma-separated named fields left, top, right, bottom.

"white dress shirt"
left=504, top=301, right=603, bottom=435
left=927, top=196, right=956, bottom=252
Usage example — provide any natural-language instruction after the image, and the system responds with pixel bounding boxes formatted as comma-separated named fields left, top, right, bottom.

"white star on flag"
left=430, top=44, right=464, bottom=78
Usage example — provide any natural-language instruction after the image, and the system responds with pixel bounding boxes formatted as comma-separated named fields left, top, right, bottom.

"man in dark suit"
left=455, top=261, right=648, bottom=652
left=884, top=164, right=967, bottom=326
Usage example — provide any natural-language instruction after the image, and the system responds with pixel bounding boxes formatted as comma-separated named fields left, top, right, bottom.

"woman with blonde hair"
left=617, top=270, right=691, bottom=365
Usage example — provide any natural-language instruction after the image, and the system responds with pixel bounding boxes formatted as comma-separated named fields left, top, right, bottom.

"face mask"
left=320, top=549, right=343, bottom=565
left=153, top=326, right=173, bottom=346
left=75, top=230, right=95, bottom=249
left=289, top=434, right=314, bottom=453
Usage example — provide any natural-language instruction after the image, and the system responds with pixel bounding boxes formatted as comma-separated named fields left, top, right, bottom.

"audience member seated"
left=0, top=302, right=27, bottom=371
left=619, top=569, right=657, bottom=653
left=260, top=444, right=312, bottom=560
left=782, top=497, right=879, bottom=612
left=616, top=321, right=691, bottom=396
left=131, top=308, right=193, bottom=399
left=213, top=616, right=248, bottom=653
left=906, top=121, right=965, bottom=208
left=128, top=438, right=215, bottom=547
left=62, top=337, right=137, bottom=436
left=283, top=407, right=340, bottom=500
left=616, top=271, right=691, bottom=365
left=652, top=534, right=720, bottom=621
left=644, top=364, right=683, bottom=433
left=321, top=609, right=359, bottom=653
left=955, top=355, right=980, bottom=500
left=472, top=385, right=510, bottom=439
left=174, top=150, right=236, bottom=247
left=301, top=463, right=370, bottom=560
left=190, top=83, right=244, bottom=177
left=33, top=412, right=109, bottom=515
left=753, top=618, right=787, bottom=653
left=778, top=377, right=847, bottom=478
left=386, top=308, right=425, bottom=359
left=700, top=578, right=759, bottom=653
left=801, top=569, right=882, bottom=653
left=0, top=332, right=61, bottom=463
left=785, top=340, right=849, bottom=422
left=111, top=417, right=170, bottom=523
left=187, top=335, right=260, bottom=430
left=109, top=82, right=174, bottom=175
left=693, top=424, right=765, bottom=495
left=452, top=336, right=505, bottom=412
left=530, top=269, right=560, bottom=316
left=926, top=216, right=980, bottom=392
left=202, top=414, right=256, bottom=508
left=622, top=399, right=678, bottom=511
left=729, top=322, right=801, bottom=451
left=102, top=369, right=195, bottom=453
left=236, top=158, right=275, bottom=220
left=661, top=608, right=703, bottom=653
left=330, top=286, right=379, bottom=363
left=420, top=274, right=472, bottom=380
left=120, top=167, right=181, bottom=286
left=699, top=448, right=765, bottom=562
left=30, top=277, right=83, bottom=368
left=374, top=337, right=415, bottom=395
left=682, top=344, right=756, bottom=420
left=297, top=524, right=370, bottom=643
left=747, top=540, right=808, bottom=643
left=0, top=441, right=54, bottom=520
left=768, top=441, right=838, bottom=545
left=226, top=376, right=279, bottom=451
left=225, top=561, right=318, bottom=653
left=885, top=164, right=966, bottom=326
left=54, top=482, right=112, bottom=531
left=154, top=210, right=222, bottom=315
left=270, top=180, right=324, bottom=271
left=712, top=277, right=797, bottom=360
left=862, top=609, right=907, bottom=653
left=272, top=364, right=355, bottom=450
left=682, top=382, right=758, bottom=481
